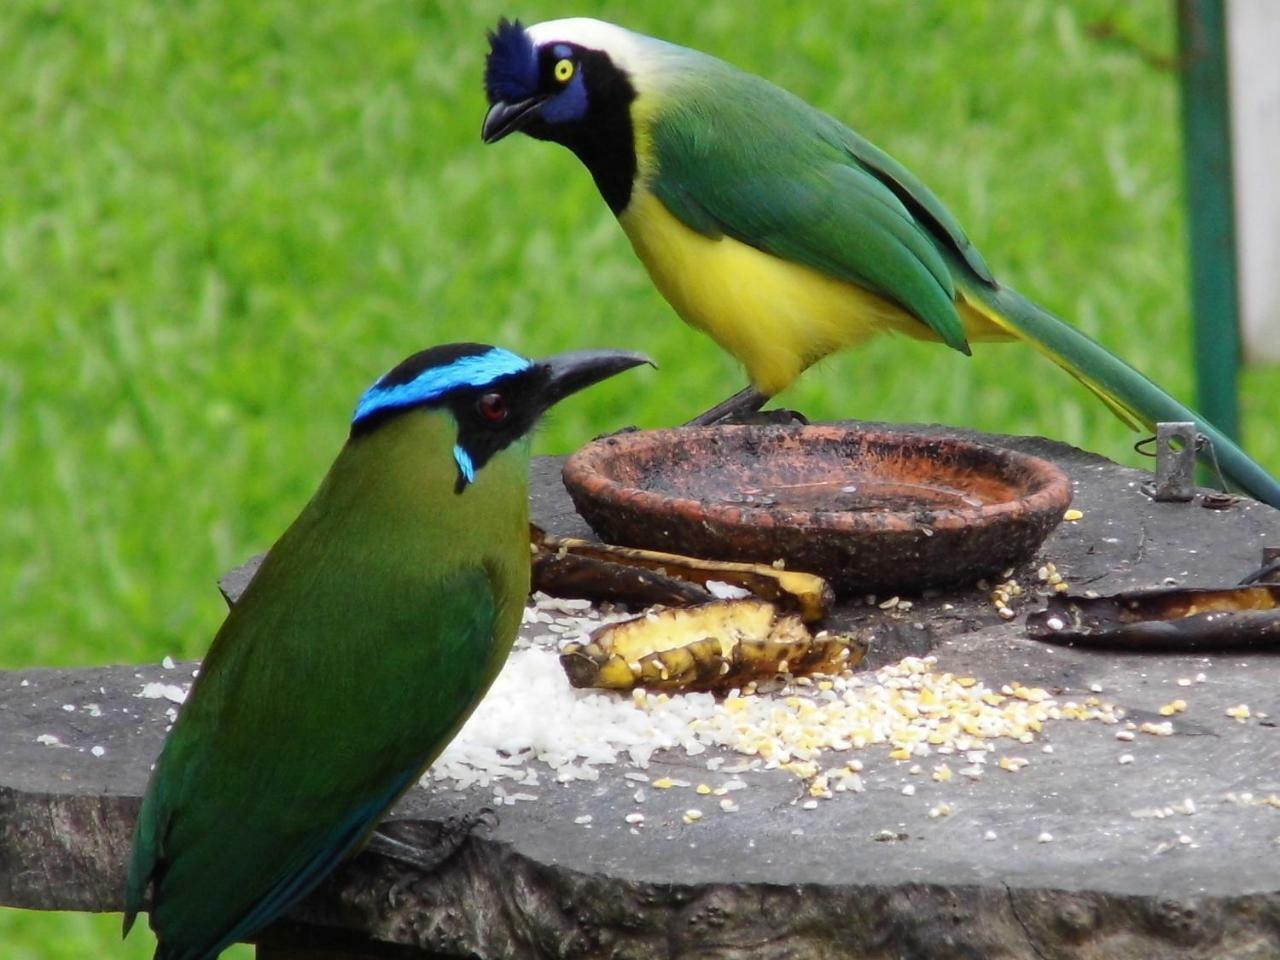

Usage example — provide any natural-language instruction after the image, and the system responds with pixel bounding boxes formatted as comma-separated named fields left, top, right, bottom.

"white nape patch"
left=527, top=17, right=642, bottom=54
left=527, top=18, right=679, bottom=92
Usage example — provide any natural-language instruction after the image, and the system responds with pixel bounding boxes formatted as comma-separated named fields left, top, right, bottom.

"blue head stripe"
left=352, top=348, right=532, bottom=426
left=485, top=18, right=538, bottom=102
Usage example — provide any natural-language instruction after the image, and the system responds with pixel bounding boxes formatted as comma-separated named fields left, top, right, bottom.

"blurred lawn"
left=2, top=1, right=1277, bottom=957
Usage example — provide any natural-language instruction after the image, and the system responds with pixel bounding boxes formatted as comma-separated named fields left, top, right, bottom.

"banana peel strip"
left=1027, top=584, right=1280, bottom=651
left=532, top=525, right=833, bottom=623
left=560, top=598, right=867, bottom=693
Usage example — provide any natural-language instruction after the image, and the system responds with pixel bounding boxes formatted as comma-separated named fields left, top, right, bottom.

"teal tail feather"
left=965, top=283, right=1280, bottom=510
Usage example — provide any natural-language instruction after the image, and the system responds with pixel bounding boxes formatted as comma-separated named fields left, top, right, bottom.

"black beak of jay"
left=482, top=95, right=547, bottom=143
left=534, top=349, right=654, bottom=414
left=482, top=17, right=550, bottom=144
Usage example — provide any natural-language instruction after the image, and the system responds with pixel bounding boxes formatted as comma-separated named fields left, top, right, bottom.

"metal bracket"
left=1143, top=422, right=1197, bottom=502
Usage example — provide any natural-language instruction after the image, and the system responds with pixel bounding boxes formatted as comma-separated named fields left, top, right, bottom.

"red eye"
left=477, top=392, right=508, bottom=423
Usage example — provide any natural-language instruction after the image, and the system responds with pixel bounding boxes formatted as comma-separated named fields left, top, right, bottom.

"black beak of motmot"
left=535, top=349, right=654, bottom=412
left=482, top=96, right=547, bottom=143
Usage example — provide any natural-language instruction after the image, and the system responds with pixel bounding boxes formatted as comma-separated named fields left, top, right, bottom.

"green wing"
left=646, top=57, right=996, bottom=354
left=125, top=539, right=500, bottom=960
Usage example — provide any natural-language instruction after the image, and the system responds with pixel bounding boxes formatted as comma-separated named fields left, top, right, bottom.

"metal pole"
left=1177, top=0, right=1242, bottom=441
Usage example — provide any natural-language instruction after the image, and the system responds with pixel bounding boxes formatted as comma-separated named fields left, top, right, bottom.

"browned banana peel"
left=1027, top=584, right=1280, bottom=651
left=532, top=525, right=833, bottom=623
left=560, top=598, right=867, bottom=693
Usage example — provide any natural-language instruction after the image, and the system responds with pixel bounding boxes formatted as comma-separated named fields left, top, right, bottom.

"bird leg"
left=686, top=387, right=807, bottom=427
left=365, top=808, right=498, bottom=874
left=685, top=386, right=769, bottom=426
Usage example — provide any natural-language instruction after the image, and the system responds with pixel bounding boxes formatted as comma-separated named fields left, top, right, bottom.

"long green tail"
left=966, top=283, right=1280, bottom=510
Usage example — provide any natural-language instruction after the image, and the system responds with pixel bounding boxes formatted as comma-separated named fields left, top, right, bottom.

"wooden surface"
left=4, top=424, right=1280, bottom=959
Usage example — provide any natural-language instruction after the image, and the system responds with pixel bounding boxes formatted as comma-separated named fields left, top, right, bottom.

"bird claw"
left=592, top=424, right=640, bottom=441
left=685, top=386, right=770, bottom=426
left=366, top=807, right=499, bottom=875
left=723, top=407, right=809, bottom=427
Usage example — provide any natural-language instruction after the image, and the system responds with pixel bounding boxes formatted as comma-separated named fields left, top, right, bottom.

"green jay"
left=123, top=342, right=648, bottom=960
left=481, top=18, right=1280, bottom=509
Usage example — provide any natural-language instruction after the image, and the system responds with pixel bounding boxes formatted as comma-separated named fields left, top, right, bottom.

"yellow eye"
left=554, top=58, right=574, bottom=83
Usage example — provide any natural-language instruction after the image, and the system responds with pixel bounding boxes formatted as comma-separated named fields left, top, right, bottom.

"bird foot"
left=592, top=424, right=640, bottom=441
left=366, top=808, right=498, bottom=874
left=685, top=386, right=770, bottom=426
left=723, top=407, right=809, bottom=427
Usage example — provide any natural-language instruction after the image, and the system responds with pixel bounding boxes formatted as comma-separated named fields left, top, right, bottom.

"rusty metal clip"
left=1140, top=422, right=1197, bottom=502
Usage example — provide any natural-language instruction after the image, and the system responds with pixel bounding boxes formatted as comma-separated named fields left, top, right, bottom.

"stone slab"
left=4, top=424, right=1280, bottom=959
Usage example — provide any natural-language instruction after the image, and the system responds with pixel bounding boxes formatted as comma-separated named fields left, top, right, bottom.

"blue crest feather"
left=353, top=347, right=532, bottom=426
left=485, top=18, right=538, bottom=103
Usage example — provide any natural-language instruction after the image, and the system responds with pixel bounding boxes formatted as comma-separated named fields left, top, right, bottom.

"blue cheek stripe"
left=541, top=73, right=588, bottom=125
left=453, top=444, right=476, bottom=488
left=352, top=348, right=532, bottom=426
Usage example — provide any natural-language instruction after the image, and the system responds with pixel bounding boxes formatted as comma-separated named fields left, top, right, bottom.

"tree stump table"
left=3, top=425, right=1280, bottom=959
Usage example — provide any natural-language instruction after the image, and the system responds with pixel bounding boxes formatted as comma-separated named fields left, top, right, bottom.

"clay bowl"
left=562, top=425, right=1073, bottom=596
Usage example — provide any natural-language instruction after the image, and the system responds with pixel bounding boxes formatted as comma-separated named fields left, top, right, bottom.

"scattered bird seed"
left=137, top=682, right=188, bottom=704
left=344, top=598, right=1123, bottom=800
left=706, top=580, right=752, bottom=600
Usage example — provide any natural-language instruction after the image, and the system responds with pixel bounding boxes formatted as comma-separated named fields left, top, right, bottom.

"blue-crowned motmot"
left=481, top=18, right=1280, bottom=508
left=124, top=342, right=649, bottom=960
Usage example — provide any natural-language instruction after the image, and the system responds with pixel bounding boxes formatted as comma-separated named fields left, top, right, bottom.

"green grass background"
left=2, top=1, right=1277, bottom=957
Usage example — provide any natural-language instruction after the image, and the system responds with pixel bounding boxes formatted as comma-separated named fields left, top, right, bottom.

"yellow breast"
left=617, top=190, right=1001, bottom=396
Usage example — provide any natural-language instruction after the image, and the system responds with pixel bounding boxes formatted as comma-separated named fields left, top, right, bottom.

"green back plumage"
left=125, top=409, right=530, bottom=960
left=641, top=47, right=993, bottom=355
left=619, top=30, right=1280, bottom=507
